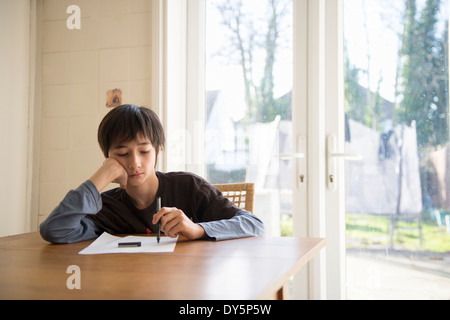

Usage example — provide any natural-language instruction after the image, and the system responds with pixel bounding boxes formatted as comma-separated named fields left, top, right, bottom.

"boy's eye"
left=116, top=151, right=149, bottom=156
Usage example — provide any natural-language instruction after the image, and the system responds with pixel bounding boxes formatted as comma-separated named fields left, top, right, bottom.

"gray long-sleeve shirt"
left=40, top=172, right=264, bottom=244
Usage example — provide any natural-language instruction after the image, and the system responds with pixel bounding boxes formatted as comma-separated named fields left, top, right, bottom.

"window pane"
left=344, top=0, right=450, bottom=299
left=205, top=0, right=293, bottom=236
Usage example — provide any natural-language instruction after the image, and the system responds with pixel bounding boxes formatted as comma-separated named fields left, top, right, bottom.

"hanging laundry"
left=345, top=119, right=422, bottom=216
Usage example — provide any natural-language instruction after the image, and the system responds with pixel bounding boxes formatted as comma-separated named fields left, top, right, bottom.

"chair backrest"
left=213, top=183, right=255, bottom=213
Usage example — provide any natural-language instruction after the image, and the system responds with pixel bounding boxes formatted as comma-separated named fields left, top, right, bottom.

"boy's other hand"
left=152, top=207, right=206, bottom=240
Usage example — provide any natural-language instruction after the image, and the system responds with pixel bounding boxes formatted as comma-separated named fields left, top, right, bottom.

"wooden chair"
left=214, top=183, right=255, bottom=213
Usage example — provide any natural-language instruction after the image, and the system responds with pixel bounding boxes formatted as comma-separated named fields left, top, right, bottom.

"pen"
left=156, top=197, right=161, bottom=244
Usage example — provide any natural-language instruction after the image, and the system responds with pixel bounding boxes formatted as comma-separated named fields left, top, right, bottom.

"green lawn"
left=346, top=213, right=450, bottom=253
left=281, top=213, right=450, bottom=253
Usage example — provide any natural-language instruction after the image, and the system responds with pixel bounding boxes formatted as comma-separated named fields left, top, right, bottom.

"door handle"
left=275, top=135, right=307, bottom=190
left=329, top=152, right=362, bottom=160
left=296, top=135, right=306, bottom=190
left=275, top=153, right=305, bottom=159
left=327, top=135, right=362, bottom=191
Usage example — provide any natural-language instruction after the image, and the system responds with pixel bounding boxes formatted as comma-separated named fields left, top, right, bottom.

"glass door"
left=343, top=0, right=450, bottom=299
left=204, top=0, right=296, bottom=238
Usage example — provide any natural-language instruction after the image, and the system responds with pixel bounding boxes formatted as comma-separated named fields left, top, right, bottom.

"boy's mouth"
left=130, top=172, right=143, bottom=178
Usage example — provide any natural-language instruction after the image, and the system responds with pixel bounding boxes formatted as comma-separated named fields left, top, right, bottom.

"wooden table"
left=0, top=232, right=325, bottom=300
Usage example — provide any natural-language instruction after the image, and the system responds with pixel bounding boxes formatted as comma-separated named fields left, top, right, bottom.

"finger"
left=116, top=179, right=127, bottom=189
left=118, top=177, right=127, bottom=189
left=159, top=209, right=183, bottom=231
left=163, top=223, right=179, bottom=238
left=162, top=211, right=185, bottom=236
left=165, top=219, right=189, bottom=238
left=152, top=207, right=176, bottom=224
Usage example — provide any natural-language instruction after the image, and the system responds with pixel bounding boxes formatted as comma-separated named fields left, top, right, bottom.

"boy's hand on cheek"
left=90, top=158, right=128, bottom=192
left=105, top=158, right=128, bottom=189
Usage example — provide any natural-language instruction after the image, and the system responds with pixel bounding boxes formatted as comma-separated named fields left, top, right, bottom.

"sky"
left=205, top=0, right=449, bottom=105
left=205, top=0, right=293, bottom=100
left=344, top=0, right=449, bottom=102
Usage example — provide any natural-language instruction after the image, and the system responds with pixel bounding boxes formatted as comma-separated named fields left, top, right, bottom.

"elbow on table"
left=253, top=218, right=265, bottom=237
left=242, top=211, right=265, bottom=237
left=40, top=217, right=99, bottom=244
left=39, top=219, right=81, bottom=244
left=39, top=221, right=67, bottom=244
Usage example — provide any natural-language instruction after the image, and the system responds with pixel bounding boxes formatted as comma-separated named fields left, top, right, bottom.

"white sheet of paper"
left=78, top=232, right=178, bottom=255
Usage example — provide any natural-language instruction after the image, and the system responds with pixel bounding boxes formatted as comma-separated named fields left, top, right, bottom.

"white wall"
left=0, top=0, right=31, bottom=236
left=0, top=0, right=154, bottom=236
left=38, top=0, right=153, bottom=224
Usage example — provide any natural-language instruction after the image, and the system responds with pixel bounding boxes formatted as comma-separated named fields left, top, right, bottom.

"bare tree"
left=215, top=0, right=290, bottom=123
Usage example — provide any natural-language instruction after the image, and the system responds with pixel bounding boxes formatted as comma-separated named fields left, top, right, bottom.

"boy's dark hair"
left=98, top=105, right=165, bottom=159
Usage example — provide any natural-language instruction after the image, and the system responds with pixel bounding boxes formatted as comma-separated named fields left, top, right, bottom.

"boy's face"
left=107, top=133, right=159, bottom=188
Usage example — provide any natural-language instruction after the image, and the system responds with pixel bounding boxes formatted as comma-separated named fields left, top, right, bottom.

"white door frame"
left=324, top=0, right=346, bottom=300
left=152, top=0, right=205, bottom=175
left=292, top=0, right=346, bottom=300
left=152, top=0, right=346, bottom=300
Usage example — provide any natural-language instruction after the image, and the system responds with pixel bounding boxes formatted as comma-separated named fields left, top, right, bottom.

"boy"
left=40, top=105, right=264, bottom=244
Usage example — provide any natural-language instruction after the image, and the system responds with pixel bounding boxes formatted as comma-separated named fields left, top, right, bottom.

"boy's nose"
left=128, top=155, right=141, bottom=170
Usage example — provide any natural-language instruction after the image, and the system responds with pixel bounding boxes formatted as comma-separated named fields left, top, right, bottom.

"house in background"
left=205, top=89, right=293, bottom=236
